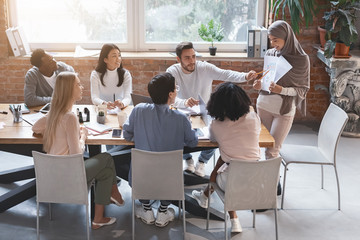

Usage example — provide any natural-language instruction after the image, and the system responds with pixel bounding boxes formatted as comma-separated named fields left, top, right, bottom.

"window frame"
left=8, top=0, right=267, bottom=52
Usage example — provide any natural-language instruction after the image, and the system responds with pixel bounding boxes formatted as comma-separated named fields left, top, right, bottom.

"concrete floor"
left=1, top=123, right=360, bottom=240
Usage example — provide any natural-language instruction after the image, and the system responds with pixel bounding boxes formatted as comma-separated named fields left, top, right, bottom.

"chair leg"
left=37, top=201, right=40, bottom=240
left=252, top=210, right=256, bottom=228
left=48, top=203, right=52, bottom=220
left=224, top=212, right=228, bottom=240
left=321, top=165, right=324, bottom=189
left=182, top=200, right=186, bottom=239
left=86, top=204, right=89, bottom=240
left=334, top=166, right=341, bottom=210
left=132, top=199, right=135, bottom=240
left=281, top=164, right=288, bottom=209
left=274, top=208, right=278, bottom=240
left=206, top=184, right=211, bottom=230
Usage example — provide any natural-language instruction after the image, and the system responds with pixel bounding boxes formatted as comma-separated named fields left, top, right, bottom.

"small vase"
left=209, top=47, right=217, bottom=56
left=97, top=115, right=106, bottom=124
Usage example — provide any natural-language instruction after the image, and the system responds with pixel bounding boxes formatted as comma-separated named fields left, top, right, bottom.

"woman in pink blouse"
left=32, top=72, right=124, bottom=230
left=192, top=82, right=261, bottom=233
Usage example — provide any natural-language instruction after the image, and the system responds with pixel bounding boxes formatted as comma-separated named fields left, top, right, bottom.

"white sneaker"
left=155, top=208, right=175, bottom=227
left=231, top=218, right=242, bottom=233
left=192, top=190, right=208, bottom=208
left=135, top=206, right=155, bottom=225
left=185, top=158, right=195, bottom=173
left=194, top=161, right=206, bottom=177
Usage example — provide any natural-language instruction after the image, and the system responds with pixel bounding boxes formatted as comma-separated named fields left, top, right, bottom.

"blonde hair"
left=43, top=72, right=77, bottom=153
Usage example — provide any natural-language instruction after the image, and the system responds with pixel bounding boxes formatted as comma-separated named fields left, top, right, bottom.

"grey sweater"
left=24, top=62, right=74, bottom=107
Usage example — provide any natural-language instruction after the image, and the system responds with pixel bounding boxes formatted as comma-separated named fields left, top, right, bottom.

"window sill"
left=18, top=51, right=263, bottom=61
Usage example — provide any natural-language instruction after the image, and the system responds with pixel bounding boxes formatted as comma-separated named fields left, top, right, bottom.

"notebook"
left=84, top=122, right=112, bottom=134
left=131, top=93, right=153, bottom=106
left=9, top=103, right=30, bottom=114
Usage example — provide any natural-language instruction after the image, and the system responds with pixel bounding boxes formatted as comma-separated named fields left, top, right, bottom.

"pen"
left=258, top=70, right=270, bottom=80
left=256, top=69, right=269, bottom=75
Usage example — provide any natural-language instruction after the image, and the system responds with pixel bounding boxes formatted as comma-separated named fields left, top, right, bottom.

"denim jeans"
left=183, top=148, right=216, bottom=164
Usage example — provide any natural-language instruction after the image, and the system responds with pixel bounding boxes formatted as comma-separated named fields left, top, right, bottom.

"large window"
left=9, top=0, right=266, bottom=52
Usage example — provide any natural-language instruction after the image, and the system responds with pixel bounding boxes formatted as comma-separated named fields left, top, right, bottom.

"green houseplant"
left=323, top=0, right=360, bottom=58
left=198, top=19, right=224, bottom=56
left=97, top=111, right=106, bottom=124
left=271, top=0, right=318, bottom=34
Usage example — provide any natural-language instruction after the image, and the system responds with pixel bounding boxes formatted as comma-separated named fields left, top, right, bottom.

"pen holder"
left=13, top=111, right=22, bottom=123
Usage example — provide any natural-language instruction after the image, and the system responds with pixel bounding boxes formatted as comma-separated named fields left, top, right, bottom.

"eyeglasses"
left=175, top=85, right=180, bottom=92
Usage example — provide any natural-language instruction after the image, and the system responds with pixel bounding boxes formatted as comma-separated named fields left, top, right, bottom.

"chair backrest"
left=131, top=148, right=184, bottom=201
left=318, top=103, right=348, bottom=163
left=224, top=157, right=282, bottom=211
left=32, top=151, right=89, bottom=205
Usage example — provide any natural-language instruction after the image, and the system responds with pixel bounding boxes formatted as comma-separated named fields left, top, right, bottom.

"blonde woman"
left=32, top=72, right=124, bottom=230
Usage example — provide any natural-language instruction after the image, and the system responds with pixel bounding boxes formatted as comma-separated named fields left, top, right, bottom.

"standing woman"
left=91, top=44, right=132, bottom=110
left=32, top=72, right=125, bottom=230
left=253, top=20, right=310, bottom=160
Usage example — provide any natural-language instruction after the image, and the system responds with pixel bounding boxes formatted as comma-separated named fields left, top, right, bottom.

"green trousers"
left=85, top=152, right=117, bottom=205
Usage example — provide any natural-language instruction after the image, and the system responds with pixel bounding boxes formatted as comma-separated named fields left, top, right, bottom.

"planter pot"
left=334, top=42, right=350, bottom=58
left=209, top=47, right=217, bottom=56
left=318, top=26, right=326, bottom=49
left=97, top=115, right=106, bottom=124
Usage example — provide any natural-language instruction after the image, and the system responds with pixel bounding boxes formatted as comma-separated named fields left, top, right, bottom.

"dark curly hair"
left=148, top=73, right=175, bottom=104
left=95, top=44, right=125, bottom=87
left=30, top=49, right=46, bottom=68
left=207, top=82, right=251, bottom=121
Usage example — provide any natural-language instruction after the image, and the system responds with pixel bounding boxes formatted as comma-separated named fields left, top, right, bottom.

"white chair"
left=280, top=103, right=348, bottom=210
left=131, top=148, right=186, bottom=240
left=32, top=151, right=93, bottom=240
left=206, top=157, right=282, bottom=240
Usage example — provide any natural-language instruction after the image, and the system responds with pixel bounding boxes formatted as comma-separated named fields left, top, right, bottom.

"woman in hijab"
left=253, top=20, right=310, bottom=161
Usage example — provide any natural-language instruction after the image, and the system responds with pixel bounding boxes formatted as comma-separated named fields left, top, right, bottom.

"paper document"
left=107, top=107, right=121, bottom=115
left=177, top=105, right=201, bottom=116
left=261, top=55, right=292, bottom=92
left=194, top=127, right=210, bottom=140
left=22, top=112, right=44, bottom=126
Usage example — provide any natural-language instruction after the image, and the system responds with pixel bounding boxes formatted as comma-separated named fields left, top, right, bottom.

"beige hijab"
left=262, top=20, right=310, bottom=116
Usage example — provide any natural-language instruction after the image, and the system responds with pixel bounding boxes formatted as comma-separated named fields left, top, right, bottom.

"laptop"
left=198, top=95, right=211, bottom=126
left=131, top=93, right=153, bottom=106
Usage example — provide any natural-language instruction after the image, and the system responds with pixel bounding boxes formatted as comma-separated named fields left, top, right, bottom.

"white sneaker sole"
left=135, top=211, right=155, bottom=225
left=191, top=192, right=208, bottom=208
left=194, top=170, right=205, bottom=177
left=155, top=218, right=174, bottom=227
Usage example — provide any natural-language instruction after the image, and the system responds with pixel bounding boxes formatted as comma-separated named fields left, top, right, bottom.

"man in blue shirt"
left=123, top=72, right=198, bottom=227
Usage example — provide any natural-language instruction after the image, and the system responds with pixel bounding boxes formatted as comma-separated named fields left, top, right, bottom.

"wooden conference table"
left=0, top=104, right=274, bottom=213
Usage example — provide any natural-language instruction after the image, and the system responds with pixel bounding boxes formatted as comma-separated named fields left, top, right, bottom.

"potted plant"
left=97, top=111, right=106, bottom=124
left=271, top=0, right=318, bottom=34
left=323, top=0, right=360, bottom=58
left=198, top=19, right=224, bottom=56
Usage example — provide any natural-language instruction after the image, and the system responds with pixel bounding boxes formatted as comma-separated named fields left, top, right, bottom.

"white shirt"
left=42, top=72, right=57, bottom=89
left=90, top=69, right=132, bottom=106
left=166, top=61, right=247, bottom=108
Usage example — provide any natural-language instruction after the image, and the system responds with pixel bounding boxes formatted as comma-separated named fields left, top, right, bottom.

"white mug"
left=117, top=111, right=127, bottom=129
